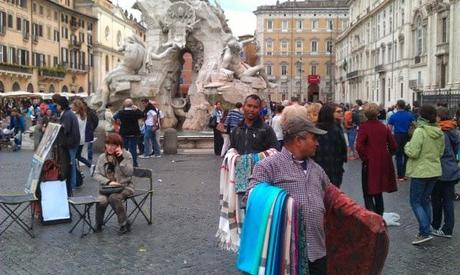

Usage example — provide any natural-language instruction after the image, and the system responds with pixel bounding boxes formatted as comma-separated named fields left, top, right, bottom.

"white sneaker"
left=431, top=229, right=452, bottom=238
left=138, top=155, right=150, bottom=159
left=412, top=234, right=433, bottom=245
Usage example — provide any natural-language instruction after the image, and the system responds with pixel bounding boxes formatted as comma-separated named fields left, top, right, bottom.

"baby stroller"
left=0, top=128, right=15, bottom=150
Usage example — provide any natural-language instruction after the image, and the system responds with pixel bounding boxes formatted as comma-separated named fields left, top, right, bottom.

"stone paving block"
left=1, top=151, right=459, bottom=274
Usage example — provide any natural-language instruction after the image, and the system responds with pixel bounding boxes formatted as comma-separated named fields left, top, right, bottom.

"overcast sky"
left=117, top=0, right=278, bottom=36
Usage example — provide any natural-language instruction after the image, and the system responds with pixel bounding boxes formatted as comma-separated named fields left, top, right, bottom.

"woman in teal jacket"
left=404, top=105, right=445, bottom=245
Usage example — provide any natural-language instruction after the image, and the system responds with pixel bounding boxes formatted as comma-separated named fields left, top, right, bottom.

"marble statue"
left=91, top=0, right=274, bottom=130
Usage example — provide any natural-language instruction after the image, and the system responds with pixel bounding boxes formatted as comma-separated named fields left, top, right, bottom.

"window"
left=9, top=47, right=16, bottom=64
left=18, top=49, right=28, bottom=66
left=53, top=56, right=58, bottom=66
left=311, top=19, right=318, bottom=31
left=281, top=64, right=288, bottom=76
left=16, top=17, right=21, bottom=31
left=327, top=19, right=333, bottom=31
left=282, top=20, right=288, bottom=32
left=296, top=40, right=303, bottom=49
left=296, top=19, right=303, bottom=31
left=266, top=65, right=272, bottom=76
left=61, top=47, right=68, bottom=64
left=311, top=65, right=317, bottom=75
left=267, top=19, right=273, bottom=31
left=39, top=5, right=44, bottom=16
left=415, top=16, right=424, bottom=56
left=0, top=45, right=7, bottom=63
left=326, top=63, right=331, bottom=76
left=388, top=44, right=392, bottom=63
left=441, top=17, right=448, bottom=43
left=105, top=55, right=110, bottom=72
left=0, top=12, right=6, bottom=30
left=266, top=40, right=273, bottom=48
left=281, top=40, right=288, bottom=55
left=54, top=30, right=60, bottom=42
left=311, top=40, right=318, bottom=53
left=7, top=14, right=13, bottom=28
left=327, top=41, right=333, bottom=54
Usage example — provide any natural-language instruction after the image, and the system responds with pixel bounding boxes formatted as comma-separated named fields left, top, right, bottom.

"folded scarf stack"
left=217, top=148, right=278, bottom=252
left=237, top=183, right=306, bottom=275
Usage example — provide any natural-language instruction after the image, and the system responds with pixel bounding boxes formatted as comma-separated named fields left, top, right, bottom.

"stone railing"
left=0, top=63, right=33, bottom=74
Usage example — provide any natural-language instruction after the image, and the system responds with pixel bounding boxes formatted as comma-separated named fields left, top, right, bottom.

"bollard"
left=163, top=128, right=178, bottom=155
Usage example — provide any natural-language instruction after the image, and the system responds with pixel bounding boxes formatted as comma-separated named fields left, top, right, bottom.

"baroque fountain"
left=90, top=0, right=275, bottom=131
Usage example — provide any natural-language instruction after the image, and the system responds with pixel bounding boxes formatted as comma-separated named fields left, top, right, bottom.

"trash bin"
left=163, top=128, right=177, bottom=155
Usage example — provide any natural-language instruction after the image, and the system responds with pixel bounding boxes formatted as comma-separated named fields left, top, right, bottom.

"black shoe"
left=94, top=224, right=103, bottom=233
left=126, top=220, right=131, bottom=232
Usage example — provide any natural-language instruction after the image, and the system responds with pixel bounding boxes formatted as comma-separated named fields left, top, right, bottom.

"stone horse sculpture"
left=91, top=0, right=273, bottom=130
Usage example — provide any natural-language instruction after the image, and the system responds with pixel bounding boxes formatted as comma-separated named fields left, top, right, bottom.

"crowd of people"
left=210, top=94, right=460, bottom=274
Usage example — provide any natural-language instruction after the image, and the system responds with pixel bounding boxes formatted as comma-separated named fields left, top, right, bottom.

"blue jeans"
left=87, top=142, right=93, bottom=163
left=347, top=127, right=356, bottom=152
left=123, top=136, right=138, bottom=167
left=68, top=146, right=78, bottom=190
left=410, top=177, right=437, bottom=236
left=143, top=126, right=161, bottom=156
left=14, top=130, right=23, bottom=149
left=394, top=133, right=409, bottom=178
left=431, top=180, right=456, bottom=235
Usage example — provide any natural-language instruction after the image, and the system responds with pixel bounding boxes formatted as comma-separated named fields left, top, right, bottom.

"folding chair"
left=104, top=167, right=153, bottom=225
left=0, top=194, right=37, bottom=238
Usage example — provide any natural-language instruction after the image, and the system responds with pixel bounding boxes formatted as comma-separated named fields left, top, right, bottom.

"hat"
left=283, top=116, right=327, bottom=136
left=56, top=96, right=69, bottom=110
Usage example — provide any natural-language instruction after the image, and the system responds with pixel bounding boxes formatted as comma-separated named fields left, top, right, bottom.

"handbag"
left=99, top=185, right=124, bottom=195
left=208, top=116, right=217, bottom=129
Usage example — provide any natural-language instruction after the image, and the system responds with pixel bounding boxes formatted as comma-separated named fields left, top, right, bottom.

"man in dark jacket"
left=84, top=103, right=99, bottom=169
left=56, top=96, right=80, bottom=191
left=230, top=94, right=279, bottom=154
left=113, top=98, right=144, bottom=167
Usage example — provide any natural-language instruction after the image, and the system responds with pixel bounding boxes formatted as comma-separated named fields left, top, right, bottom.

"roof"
left=255, top=0, right=349, bottom=14
left=46, top=0, right=98, bottom=21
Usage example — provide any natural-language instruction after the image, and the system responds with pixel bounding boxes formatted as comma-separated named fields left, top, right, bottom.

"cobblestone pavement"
left=1, top=150, right=460, bottom=274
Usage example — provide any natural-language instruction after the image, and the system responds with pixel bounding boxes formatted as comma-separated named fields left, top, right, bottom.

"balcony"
left=346, top=70, right=359, bottom=79
left=38, top=67, right=65, bottom=79
left=280, top=75, right=288, bottom=82
left=69, top=40, right=83, bottom=50
left=0, top=63, right=33, bottom=75
left=374, top=64, right=385, bottom=73
left=267, top=75, right=276, bottom=81
left=63, top=62, right=89, bottom=72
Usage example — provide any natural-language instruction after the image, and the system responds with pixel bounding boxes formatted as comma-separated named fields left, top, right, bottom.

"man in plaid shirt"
left=247, top=105, right=332, bottom=275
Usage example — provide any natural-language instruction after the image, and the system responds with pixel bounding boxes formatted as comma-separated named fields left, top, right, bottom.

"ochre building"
left=254, top=0, right=349, bottom=102
left=0, top=0, right=97, bottom=95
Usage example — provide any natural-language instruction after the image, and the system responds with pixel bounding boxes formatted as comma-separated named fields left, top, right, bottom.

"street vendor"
left=246, top=105, right=331, bottom=274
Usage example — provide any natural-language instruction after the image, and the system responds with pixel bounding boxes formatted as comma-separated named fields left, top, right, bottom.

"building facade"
left=0, top=0, right=97, bottom=94
left=75, top=0, right=145, bottom=94
left=335, top=0, right=460, bottom=107
left=254, top=0, right=349, bottom=102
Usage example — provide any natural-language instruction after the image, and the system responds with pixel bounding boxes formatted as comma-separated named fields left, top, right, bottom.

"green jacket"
left=404, top=118, right=445, bottom=178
